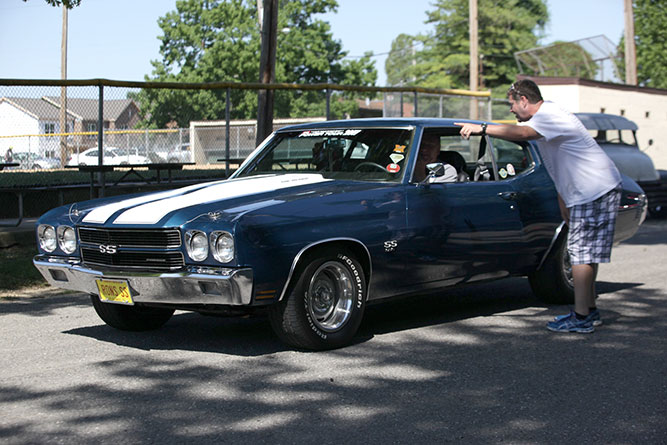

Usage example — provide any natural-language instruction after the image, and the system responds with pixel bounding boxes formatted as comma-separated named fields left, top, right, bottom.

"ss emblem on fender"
left=384, top=240, right=398, bottom=252
left=99, top=244, right=118, bottom=254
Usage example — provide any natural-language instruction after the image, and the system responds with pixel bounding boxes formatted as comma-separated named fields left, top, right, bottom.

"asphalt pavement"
left=0, top=219, right=665, bottom=444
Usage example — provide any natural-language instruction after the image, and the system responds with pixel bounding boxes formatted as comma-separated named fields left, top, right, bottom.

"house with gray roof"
left=0, top=96, right=140, bottom=158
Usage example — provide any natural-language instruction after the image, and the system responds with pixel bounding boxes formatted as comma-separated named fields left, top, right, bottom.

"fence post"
left=487, top=95, right=493, bottom=121
left=414, top=91, right=418, bottom=117
left=97, top=84, right=105, bottom=197
left=225, top=87, right=231, bottom=177
left=326, top=88, right=331, bottom=120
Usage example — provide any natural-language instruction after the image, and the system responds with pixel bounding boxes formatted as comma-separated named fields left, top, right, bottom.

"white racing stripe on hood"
left=113, top=174, right=329, bottom=225
left=82, top=181, right=218, bottom=224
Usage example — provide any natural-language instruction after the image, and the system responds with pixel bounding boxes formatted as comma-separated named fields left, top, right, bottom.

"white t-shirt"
left=519, top=101, right=621, bottom=207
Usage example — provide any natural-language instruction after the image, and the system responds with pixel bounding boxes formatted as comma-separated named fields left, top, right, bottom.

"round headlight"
left=185, top=230, right=208, bottom=262
left=38, top=224, right=57, bottom=252
left=210, top=231, right=234, bottom=263
left=57, top=225, right=77, bottom=254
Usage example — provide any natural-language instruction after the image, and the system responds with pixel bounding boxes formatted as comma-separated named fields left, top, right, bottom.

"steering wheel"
left=354, top=162, right=386, bottom=172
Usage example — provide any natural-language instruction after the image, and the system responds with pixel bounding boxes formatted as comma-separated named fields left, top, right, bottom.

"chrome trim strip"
left=33, top=255, right=253, bottom=306
left=536, top=221, right=565, bottom=270
left=277, top=238, right=372, bottom=302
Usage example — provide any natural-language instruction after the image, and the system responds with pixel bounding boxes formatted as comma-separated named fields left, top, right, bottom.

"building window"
left=645, top=111, right=650, bottom=118
left=620, top=109, right=625, bottom=116
left=44, top=123, right=56, bottom=134
left=600, top=107, right=606, bottom=113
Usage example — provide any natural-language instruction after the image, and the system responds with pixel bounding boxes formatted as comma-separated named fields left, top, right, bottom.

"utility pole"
left=59, top=6, right=68, bottom=166
left=469, top=0, right=479, bottom=119
left=623, top=0, right=637, bottom=85
left=256, top=0, right=278, bottom=147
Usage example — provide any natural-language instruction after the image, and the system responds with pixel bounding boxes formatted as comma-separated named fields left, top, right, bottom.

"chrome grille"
left=78, top=227, right=184, bottom=271
left=81, top=248, right=184, bottom=271
left=78, top=227, right=181, bottom=248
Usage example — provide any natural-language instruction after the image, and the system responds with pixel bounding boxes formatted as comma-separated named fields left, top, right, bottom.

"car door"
left=403, top=132, right=527, bottom=292
left=489, top=137, right=560, bottom=268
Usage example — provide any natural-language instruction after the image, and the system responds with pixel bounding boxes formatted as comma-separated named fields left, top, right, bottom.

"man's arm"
left=454, top=122, right=541, bottom=141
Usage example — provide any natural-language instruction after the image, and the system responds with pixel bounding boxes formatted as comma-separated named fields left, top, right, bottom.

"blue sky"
left=0, top=0, right=625, bottom=85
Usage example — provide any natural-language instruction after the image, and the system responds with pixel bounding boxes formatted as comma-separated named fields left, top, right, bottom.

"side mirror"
left=427, top=162, right=445, bottom=177
left=418, top=162, right=445, bottom=186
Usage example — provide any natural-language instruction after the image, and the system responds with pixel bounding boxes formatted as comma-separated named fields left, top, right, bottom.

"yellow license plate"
left=96, top=279, right=134, bottom=305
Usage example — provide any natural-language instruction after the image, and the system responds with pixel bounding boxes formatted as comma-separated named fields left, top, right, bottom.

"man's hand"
left=454, top=122, right=482, bottom=140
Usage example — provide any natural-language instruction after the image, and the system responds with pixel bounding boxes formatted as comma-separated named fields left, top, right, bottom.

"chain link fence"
left=0, top=79, right=502, bottom=222
left=1, top=79, right=496, bottom=170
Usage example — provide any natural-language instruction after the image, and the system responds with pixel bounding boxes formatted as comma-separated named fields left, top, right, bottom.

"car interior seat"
left=438, top=150, right=469, bottom=182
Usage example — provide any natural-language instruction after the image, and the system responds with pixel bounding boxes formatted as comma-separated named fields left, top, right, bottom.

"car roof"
left=575, top=113, right=638, bottom=131
left=275, top=117, right=484, bottom=132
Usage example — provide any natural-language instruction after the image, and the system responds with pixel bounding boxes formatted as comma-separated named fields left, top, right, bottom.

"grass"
left=0, top=242, right=48, bottom=292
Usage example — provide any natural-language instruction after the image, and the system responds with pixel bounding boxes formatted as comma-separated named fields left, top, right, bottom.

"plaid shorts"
left=567, top=187, right=621, bottom=265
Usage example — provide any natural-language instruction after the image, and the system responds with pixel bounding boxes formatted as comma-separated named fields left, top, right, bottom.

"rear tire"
left=90, top=295, right=174, bottom=331
left=268, top=249, right=366, bottom=350
left=528, top=231, right=574, bottom=304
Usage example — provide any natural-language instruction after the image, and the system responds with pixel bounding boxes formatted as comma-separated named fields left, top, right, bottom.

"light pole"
left=59, top=5, right=68, bottom=166
left=256, top=0, right=278, bottom=147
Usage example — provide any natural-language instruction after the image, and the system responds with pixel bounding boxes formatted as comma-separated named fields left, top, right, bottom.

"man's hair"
left=507, top=79, right=543, bottom=103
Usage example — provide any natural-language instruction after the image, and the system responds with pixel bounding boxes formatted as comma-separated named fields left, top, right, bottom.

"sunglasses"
left=508, top=84, right=523, bottom=97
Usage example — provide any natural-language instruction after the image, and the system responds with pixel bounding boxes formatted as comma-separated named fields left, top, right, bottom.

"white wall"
left=0, top=101, right=40, bottom=155
left=539, top=84, right=667, bottom=170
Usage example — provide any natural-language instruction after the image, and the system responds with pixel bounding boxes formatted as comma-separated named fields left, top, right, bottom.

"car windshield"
left=236, top=127, right=414, bottom=182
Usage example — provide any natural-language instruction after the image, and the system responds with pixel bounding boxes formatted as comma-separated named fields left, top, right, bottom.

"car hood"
left=70, top=173, right=383, bottom=227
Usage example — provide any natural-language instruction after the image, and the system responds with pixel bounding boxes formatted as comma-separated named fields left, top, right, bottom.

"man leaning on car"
left=455, top=79, right=622, bottom=334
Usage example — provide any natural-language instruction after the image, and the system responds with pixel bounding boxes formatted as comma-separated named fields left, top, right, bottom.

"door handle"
left=498, top=191, right=518, bottom=200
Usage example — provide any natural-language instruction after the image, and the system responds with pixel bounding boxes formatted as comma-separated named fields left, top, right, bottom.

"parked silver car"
left=11, top=151, right=60, bottom=169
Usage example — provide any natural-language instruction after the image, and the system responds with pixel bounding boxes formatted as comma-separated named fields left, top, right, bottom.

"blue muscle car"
left=33, top=118, right=647, bottom=350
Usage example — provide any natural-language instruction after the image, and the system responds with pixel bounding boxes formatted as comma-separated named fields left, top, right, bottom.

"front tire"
left=528, top=231, right=574, bottom=304
left=268, top=249, right=367, bottom=350
left=90, top=295, right=174, bottom=331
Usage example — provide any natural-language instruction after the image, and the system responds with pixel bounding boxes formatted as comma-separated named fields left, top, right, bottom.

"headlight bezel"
left=38, top=224, right=57, bottom=253
left=57, top=225, right=77, bottom=254
left=185, top=230, right=209, bottom=262
left=210, top=231, right=234, bottom=263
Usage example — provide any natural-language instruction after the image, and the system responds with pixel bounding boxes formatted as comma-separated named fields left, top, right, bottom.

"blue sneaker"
left=547, top=310, right=595, bottom=333
left=554, top=308, right=602, bottom=327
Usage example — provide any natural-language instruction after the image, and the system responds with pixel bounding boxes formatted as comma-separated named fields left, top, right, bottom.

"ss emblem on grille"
left=99, top=245, right=118, bottom=254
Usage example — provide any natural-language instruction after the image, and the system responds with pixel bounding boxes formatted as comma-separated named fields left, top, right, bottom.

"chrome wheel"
left=307, top=261, right=355, bottom=331
left=268, top=249, right=367, bottom=350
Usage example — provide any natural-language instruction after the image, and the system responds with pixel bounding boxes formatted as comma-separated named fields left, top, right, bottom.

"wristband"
left=480, top=122, right=488, bottom=136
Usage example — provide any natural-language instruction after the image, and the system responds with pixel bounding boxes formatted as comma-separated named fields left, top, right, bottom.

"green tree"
left=387, top=0, right=548, bottom=91
left=616, top=0, right=667, bottom=89
left=515, top=40, right=598, bottom=80
left=23, top=0, right=82, bottom=7
left=385, top=34, right=419, bottom=86
left=136, top=0, right=377, bottom=127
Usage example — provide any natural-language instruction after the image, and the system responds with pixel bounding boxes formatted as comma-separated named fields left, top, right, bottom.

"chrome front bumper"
left=33, top=255, right=253, bottom=306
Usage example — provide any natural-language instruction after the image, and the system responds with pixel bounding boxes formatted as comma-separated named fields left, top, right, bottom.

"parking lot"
left=1, top=219, right=665, bottom=444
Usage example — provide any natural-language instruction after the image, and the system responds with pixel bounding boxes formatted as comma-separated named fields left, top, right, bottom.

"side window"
left=490, top=138, right=533, bottom=180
